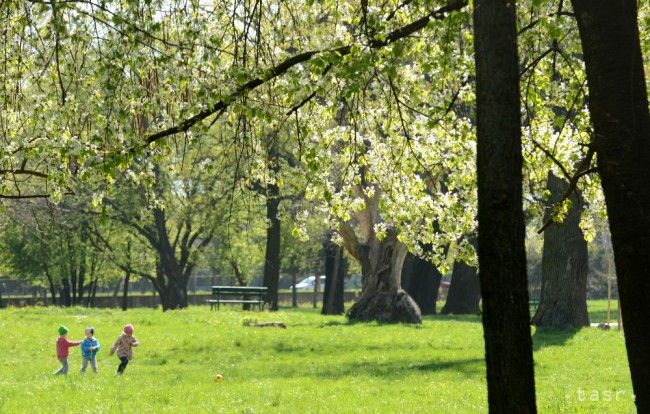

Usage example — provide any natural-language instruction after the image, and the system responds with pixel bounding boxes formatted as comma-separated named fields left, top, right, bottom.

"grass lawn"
left=0, top=301, right=633, bottom=413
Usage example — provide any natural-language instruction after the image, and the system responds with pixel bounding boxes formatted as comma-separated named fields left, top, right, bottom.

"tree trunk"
left=76, top=236, right=87, bottom=306
left=153, top=261, right=188, bottom=311
left=112, top=279, right=122, bottom=307
left=322, top=234, right=347, bottom=315
left=262, top=182, right=281, bottom=311
left=89, top=279, right=98, bottom=308
left=69, top=253, right=78, bottom=306
left=121, top=270, right=131, bottom=311
left=152, top=208, right=190, bottom=310
left=230, top=259, right=251, bottom=311
left=44, top=267, right=58, bottom=306
left=441, top=261, right=481, bottom=315
left=60, top=277, right=72, bottom=307
left=402, top=249, right=442, bottom=315
left=571, top=1, right=650, bottom=409
left=347, top=230, right=422, bottom=324
left=532, top=173, right=589, bottom=328
left=292, top=273, right=298, bottom=308
left=474, top=0, right=537, bottom=411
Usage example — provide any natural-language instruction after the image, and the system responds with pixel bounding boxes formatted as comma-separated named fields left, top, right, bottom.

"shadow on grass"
left=260, top=357, right=485, bottom=380
left=316, top=320, right=425, bottom=329
left=315, top=314, right=483, bottom=328
left=424, top=314, right=482, bottom=324
left=532, top=328, right=580, bottom=351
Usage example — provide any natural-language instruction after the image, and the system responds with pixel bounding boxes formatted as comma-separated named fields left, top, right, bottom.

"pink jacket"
left=56, top=336, right=81, bottom=358
left=109, top=334, right=139, bottom=360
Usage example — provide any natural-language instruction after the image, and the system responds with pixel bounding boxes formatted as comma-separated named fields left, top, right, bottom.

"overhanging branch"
left=537, top=146, right=596, bottom=234
left=142, top=0, right=468, bottom=146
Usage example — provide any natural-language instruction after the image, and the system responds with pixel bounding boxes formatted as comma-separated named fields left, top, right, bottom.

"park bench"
left=529, top=299, right=540, bottom=313
left=207, top=286, right=268, bottom=310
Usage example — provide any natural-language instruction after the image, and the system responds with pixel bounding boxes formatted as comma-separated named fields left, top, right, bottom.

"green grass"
left=0, top=301, right=634, bottom=413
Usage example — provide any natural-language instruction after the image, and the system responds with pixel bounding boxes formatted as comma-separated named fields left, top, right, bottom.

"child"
left=54, top=325, right=81, bottom=375
left=80, top=327, right=100, bottom=374
left=109, top=324, right=139, bottom=375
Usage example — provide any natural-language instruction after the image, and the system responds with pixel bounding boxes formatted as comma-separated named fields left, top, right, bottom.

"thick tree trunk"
left=532, top=173, right=589, bottom=328
left=155, top=272, right=188, bottom=310
left=153, top=263, right=188, bottom=311
left=322, top=234, right=347, bottom=315
left=152, top=208, right=190, bottom=310
left=441, top=261, right=481, bottom=315
left=262, top=183, right=281, bottom=311
left=347, top=230, right=422, bottom=324
left=571, top=1, right=650, bottom=409
left=474, top=0, right=537, bottom=411
left=402, top=249, right=443, bottom=315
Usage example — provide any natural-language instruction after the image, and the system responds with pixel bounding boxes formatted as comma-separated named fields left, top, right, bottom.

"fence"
left=0, top=291, right=361, bottom=309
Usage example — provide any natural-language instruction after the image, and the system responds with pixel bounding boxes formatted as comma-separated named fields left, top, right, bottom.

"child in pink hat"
left=109, top=324, right=139, bottom=375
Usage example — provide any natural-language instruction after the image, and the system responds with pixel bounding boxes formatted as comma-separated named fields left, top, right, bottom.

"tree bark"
left=441, top=261, right=481, bottom=315
left=571, top=1, right=650, bottom=409
left=346, top=229, right=422, bottom=324
left=474, top=0, right=537, bottom=411
left=262, top=181, right=281, bottom=311
left=401, top=249, right=443, bottom=315
left=322, top=233, right=347, bottom=315
left=148, top=206, right=191, bottom=310
left=532, top=173, right=589, bottom=328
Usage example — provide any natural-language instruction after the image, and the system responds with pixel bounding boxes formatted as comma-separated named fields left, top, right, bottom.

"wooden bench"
left=207, top=286, right=268, bottom=310
left=529, top=299, right=540, bottom=313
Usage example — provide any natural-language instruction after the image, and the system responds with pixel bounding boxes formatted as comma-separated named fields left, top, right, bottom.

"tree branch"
left=0, top=168, right=49, bottom=179
left=537, top=146, right=596, bottom=234
left=142, top=0, right=468, bottom=145
left=339, top=220, right=362, bottom=262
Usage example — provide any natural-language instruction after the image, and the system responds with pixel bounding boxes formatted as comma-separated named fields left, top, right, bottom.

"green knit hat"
left=58, top=325, right=69, bottom=336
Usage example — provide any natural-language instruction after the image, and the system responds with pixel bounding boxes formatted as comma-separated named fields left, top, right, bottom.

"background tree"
left=440, top=259, right=480, bottom=315
left=401, top=248, right=443, bottom=315
left=532, top=172, right=588, bottom=328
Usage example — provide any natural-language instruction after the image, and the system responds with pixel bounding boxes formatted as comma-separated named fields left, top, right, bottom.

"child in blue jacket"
left=80, top=327, right=100, bottom=374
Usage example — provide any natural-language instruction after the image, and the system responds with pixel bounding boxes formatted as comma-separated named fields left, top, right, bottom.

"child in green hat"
left=54, top=325, right=82, bottom=375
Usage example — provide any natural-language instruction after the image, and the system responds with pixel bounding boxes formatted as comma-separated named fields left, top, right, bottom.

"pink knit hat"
left=124, top=324, right=134, bottom=334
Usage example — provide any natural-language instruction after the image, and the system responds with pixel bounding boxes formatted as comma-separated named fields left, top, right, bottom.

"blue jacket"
left=81, top=337, right=100, bottom=358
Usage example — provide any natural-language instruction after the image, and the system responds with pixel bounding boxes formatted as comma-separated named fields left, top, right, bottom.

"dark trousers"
left=116, top=356, right=129, bottom=374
